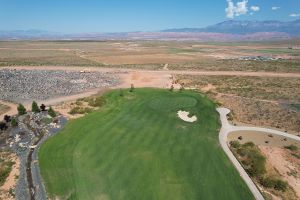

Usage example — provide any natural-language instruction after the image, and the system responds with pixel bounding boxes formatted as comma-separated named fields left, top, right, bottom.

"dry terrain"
left=0, top=103, right=9, bottom=116
left=260, top=146, right=300, bottom=200
left=176, top=75, right=300, bottom=134
left=0, top=152, right=19, bottom=200
left=0, top=40, right=299, bottom=72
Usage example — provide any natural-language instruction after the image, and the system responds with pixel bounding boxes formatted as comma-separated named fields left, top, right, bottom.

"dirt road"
left=3, top=65, right=300, bottom=78
left=1, top=65, right=300, bottom=118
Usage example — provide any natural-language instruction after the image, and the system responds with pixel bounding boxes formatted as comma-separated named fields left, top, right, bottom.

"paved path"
left=217, top=107, right=300, bottom=200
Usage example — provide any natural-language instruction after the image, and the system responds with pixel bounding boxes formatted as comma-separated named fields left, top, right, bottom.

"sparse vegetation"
left=231, top=141, right=266, bottom=177
left=230, top=141, right=294, bottom=197
left=68, top=106, right=93, bottom=115
left=177, top=75, right=300, bottom=133
left=0, top=159, right=15, bottom=186
left=48, top=107, right=56, bottom=118
left=86, top=96, right=105, bottom=107
left=284, top=145, right=298, bottom=151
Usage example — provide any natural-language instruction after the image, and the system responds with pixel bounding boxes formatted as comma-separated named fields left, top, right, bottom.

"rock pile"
left=0, top=69, right=119, bottom=102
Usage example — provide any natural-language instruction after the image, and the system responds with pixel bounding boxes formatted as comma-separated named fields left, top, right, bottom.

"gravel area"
left=0, top=69, right=119, bottom=103
left=0, top=111, right=67, bottom=200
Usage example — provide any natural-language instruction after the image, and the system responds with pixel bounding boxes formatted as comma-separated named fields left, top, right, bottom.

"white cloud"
left=290, top=13, right=300, bottom=17
left=271, top=6, right=280, bottom=10
left=250, top=6, right=260, bottom=12
left=225, top=0, right=249, bottom=18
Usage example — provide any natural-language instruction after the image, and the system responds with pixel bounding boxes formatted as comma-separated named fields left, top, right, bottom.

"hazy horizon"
left=1, top=0, right=300, bottom=33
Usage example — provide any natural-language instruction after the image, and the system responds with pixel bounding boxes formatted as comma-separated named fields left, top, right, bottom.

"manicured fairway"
left=39, top=89, right=254, bottom=200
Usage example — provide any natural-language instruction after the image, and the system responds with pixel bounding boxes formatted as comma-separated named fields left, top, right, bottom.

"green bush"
left=230, top=141, right=240, bottom=149
left=243, top=142, right=255, bottom=148
left=274, top=179, right=288, bottom=192
left=11, top=118, right=18, bottom=127
left=17, top=104, right=26, bottom=115
left=284, top=145, right=298, bottom=151
left=31, top=101, right=40, bottom=113
left=48, top=107, right=56, bottom=118
left=260, top=177, right=276, bottom=188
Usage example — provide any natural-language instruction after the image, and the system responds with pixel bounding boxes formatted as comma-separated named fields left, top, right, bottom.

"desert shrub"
left=274, top=179, right=288, bottom=192
left=236, top=142, right=266, bottom=177
left=87, top=97, right=105, bottom=107
left=69, top=107, right=93, bottom=115
left=48, top=107, right=56, bottom=118
left=75, top=101, right=82, bottom=106
left=11, top=118, right=18, bottom=127
left=0, top=161, right=15, bottom=186
left=9, top=188, right=15, bottom=197
left=243, top=142, right=255, bottom=148
left=230, top=140, right=240, bottom=149
left=237, top=148, right=247, bottom=157
left=17, top=104, right=26, bottom=115
left=246, top=149, right=266, bottom=177
left=284, top=145, right=298, bottom=151
left=31, top=101, right=40, bottom=113
left=260, top=177, right=276, bottom=188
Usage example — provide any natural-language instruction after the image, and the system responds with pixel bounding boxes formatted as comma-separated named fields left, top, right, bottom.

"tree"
left=48, top=107, right=56, bottom=118
left=31, top=101, right=40, bottom=113
left=40, top=104, right=46, bottom=111
left=129, top=84, right=134, bottom=92
left=0, top=122, right=8, bottom=131
left=3, top=115, right=11, bottom=122
left=11, top=118, right=18, bottom=127
left=17, top=104, right=26, bottom=115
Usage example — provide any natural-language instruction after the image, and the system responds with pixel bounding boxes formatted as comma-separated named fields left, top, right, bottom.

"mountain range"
left=1, top=20, right=300, bottom=41
left=163, top=19, right=300, bottom=35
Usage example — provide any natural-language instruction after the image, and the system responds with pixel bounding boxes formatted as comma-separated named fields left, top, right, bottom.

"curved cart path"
left=217, top=108, right=300, bottom=200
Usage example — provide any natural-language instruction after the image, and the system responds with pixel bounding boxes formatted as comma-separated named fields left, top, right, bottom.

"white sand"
left=177, top=110, right=197, bottom=122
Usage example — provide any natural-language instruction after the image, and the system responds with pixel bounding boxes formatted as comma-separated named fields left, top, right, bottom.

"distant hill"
left=0, top=29, right=60, bottom=39
left=1, top=20, right=300, bottom=41
left=162, top=20, right=300, bottom=35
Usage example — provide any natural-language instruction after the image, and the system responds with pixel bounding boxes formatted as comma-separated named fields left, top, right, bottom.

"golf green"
left=39, top=88, right=253, bottom=200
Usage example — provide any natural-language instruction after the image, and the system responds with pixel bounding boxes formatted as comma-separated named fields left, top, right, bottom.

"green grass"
left=39, top=89, right=254, bottom=200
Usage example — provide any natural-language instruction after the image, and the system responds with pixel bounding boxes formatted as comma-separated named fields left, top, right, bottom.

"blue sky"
left=0, top=0, right=299, bottom=33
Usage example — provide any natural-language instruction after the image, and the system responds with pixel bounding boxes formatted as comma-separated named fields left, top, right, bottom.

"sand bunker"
left=177, top=110, right=197, bottom=123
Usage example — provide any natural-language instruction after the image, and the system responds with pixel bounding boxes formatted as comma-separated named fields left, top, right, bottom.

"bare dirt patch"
left=0, top=152, right=20, bottom=200
left=260, top=146, right=300, bottom=199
